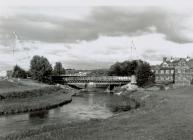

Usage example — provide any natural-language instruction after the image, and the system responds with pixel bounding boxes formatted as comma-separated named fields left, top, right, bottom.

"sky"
left=1, top=0, right=193, bottom=75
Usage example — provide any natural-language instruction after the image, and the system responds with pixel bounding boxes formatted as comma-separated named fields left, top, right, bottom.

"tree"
left=108, top=61, right=137, bottom=76
left=30, top=55, right=53, bottom=83
left=53, top=62, right=65, bottom=76
left=108, top=62, right=122, bottom=76
left=12, top=65, right=27, bottom=79
left=108, top=60, right=155, bottom=87
left=136, top=61, right=154, bottom=87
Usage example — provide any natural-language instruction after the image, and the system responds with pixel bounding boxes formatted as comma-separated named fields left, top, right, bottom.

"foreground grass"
left=3, top=86, right=193, bottom=140
left=3, top=82, right=193, bottom=140
left=0, top=88, right=167, bottom=140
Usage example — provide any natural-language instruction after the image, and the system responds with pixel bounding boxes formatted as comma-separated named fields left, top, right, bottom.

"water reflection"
left=29, top=110, right=49, bottom=124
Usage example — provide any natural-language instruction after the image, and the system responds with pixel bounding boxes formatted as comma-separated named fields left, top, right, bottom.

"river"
left=0, top=90, right=128, bottom=137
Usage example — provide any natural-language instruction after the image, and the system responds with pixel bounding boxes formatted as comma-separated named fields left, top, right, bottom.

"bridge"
left=51, top=75, right=131, bottom=89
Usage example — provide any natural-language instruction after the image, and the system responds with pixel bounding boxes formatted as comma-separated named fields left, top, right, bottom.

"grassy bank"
left=0, top=79, right=75, bottom=115
left=4, top=83, right=193, bottom=140
left=0, top=89, right=72, bottom=115
left=0, top=86, right=60, bottom=99
left=1, top=88, right=166, bottom=140
left=0, top=79, right=47, bottom=95
left=13, top=86, right=193, bottom=140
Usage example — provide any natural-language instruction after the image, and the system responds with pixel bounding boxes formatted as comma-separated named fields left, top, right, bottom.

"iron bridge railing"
left=51, top=76, right=131, bottom=84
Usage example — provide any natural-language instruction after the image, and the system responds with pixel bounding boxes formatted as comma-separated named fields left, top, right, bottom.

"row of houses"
left=152, top=57, right=193, bottom=86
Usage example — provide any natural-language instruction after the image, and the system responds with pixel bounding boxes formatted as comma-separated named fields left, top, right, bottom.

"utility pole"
left=130, top=40, right=136, bottom=60
left=12, top=32, right=19, bottom=66
left=12, top=32, right=18, bottom=57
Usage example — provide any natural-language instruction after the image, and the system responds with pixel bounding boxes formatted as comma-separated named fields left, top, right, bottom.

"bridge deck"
left=52, top=76, right=131, bottom=84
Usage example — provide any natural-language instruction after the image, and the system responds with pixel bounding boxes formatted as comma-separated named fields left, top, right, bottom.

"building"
left=153, top=67, right=175, bottom=84
left=152, top=57, right=193, bottom=86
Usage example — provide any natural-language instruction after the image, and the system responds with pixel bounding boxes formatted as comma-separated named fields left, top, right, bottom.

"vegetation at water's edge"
left=0, top=86, right=60, bottom=99
left=0, top=85, right=75, bottom=115
left=108, top=94, right=141, bottom=112
left=0, top=90, right=158, bottom=140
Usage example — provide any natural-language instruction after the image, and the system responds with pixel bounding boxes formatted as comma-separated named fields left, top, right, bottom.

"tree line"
left=12, top=55, right=65, bottom=83
left=12, top=55, right=155, bottom=87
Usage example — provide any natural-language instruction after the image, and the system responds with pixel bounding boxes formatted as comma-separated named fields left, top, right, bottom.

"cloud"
left=0, top=7, right=192, bottom=46
left=1, top=33, right=193, bottom=71
left=1, top=7, right=193, bottom=71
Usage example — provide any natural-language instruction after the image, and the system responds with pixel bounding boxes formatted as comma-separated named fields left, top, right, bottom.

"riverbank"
left=0, top=79, right=75, bottom=115
left=0, top=86, right=167, bottom=140
left=3, top=86, right=193, bottom=140
left=3, top=85, right=193, bottom=140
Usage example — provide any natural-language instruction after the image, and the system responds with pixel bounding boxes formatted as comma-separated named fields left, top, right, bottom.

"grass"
left=0, top=90, right=72, bottom=115
left=0, top=79, right=75, bottom=115
left=0, top=86, right=60, bottom=99
left=0, top=88, right=164, bottom=140
left=0, top=79, right=47, bottom=96
left=3, top=86, right=193, bottom=140
left=3, top=79, right=193, bottom=140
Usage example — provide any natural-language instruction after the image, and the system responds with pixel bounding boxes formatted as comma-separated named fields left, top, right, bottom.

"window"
left=171, top=70, right=174, bottom=74
left=161, top=70, right=164, bottom=74
left=166, top=70, right=170, bottom=74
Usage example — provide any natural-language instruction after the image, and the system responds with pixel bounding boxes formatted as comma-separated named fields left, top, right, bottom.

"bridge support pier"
left=109, top=85, right=115, bottom=91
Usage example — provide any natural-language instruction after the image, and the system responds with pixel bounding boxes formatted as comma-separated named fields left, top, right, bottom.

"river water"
left=0, top=90, right=127, bottom=137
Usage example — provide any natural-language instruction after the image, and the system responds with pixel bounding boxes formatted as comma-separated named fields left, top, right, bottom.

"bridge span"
left=51, top=75, right=131, bottom=90
left=52, top=75, right=131, bottom=84
left=52, top=75, right=131, bottom=91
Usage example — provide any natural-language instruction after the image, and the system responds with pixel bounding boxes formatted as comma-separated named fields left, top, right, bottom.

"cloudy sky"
left=1, top=0, right=193, bottom=74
